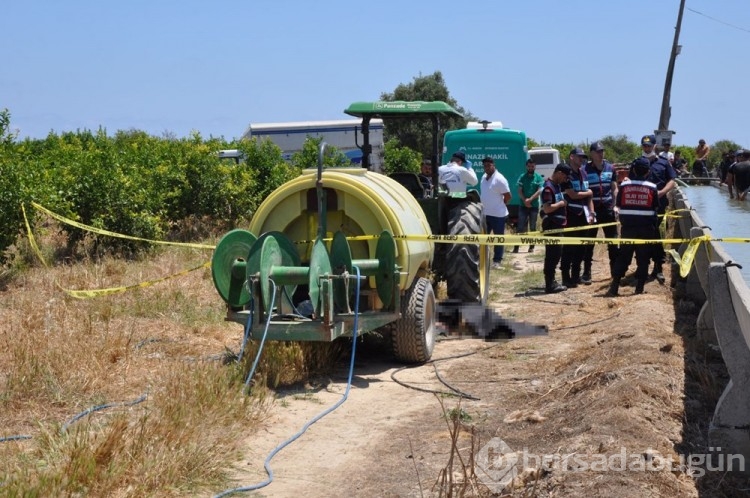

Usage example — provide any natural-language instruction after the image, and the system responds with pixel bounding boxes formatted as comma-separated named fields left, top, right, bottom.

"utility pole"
left=655, top=0, right=686, bottom=146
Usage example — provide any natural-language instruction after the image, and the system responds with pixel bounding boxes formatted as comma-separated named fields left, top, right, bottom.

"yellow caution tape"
left=60, top=261, right=212, bottom=299
left=24, top=203, right=213, bottom=298
left=293, top=232, right=690, bottom=246
left=18, top=201, right=733, bottom=298
left=31, top=202, right=216, bottom=250
left=678, top=235, right=710, bottom=278
left=659, top=213, right=667, bottom=239
left=540, top=221, right=620, bottom=235
left=659, top=208, right=690, bottom=218
left=22, top=204, right=50, bottom=268
left=668, top=249, right=682, bottom=268
left=713, top=237, right=750, bottom=244
left=390, top=233, right=688, bottom=246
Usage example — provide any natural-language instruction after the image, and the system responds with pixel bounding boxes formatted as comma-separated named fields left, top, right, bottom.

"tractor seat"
left=388, top=172, right=426, bottom=199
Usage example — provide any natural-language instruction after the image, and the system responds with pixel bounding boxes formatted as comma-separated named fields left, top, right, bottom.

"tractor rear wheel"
left=445, top=200, right=482, bottom=303
left=392, top=277, right=435, bottom=363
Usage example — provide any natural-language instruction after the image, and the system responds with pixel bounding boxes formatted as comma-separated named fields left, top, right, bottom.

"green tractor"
left=210, top=101, right=542, bottom=364
left=344, top=101, right=490, bottom=305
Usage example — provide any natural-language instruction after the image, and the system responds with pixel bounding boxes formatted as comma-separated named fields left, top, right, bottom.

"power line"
left=687, top=7, right=750, bottom=34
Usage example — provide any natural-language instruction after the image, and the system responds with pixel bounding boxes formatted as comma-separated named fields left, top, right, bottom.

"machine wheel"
left=393, top=277, right=436, bottom=363
left=445, top=200, right=482, bottom=303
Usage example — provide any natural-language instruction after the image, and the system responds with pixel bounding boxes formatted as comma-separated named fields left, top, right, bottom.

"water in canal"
left=676, top=184, right=750, bottom=281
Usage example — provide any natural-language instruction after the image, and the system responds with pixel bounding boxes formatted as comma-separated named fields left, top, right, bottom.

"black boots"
left=580, top=262, right=592, bottom=285
left=562, top=270, right=577, bottom=289
left=649, top=266, right=665, bottom=285
left=546, top=281, right=567, bottom=294
left=607, top=277, right=646, bottom=296
left=545, top=274, right=568, bottom=294
left=606, top=277, right=621, bottom=297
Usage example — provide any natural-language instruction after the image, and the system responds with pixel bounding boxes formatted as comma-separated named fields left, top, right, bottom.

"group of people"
left=662, top=140, right=750, bottom=200
left=430, top=151, right=513, bottom=269
left=726, top=150, right=750, bottom=201
left=427, top=135, right=679, bottom=297
left=540, top=135, right=676, bottom=295
left=650, top=139, right=708, bottom=179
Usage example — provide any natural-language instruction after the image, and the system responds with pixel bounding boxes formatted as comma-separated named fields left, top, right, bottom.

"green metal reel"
left=211, top=229, right=258, bottom=307
left=374, top=231, right=397, bottom=309
left=329, top=230, right=397, bottom=310
left=246, top=232, right=334, bottom=318
left=308, top=238, right=333, bottom=317
left=246, top=232, right=302, bottom=313
left=330, top=231, right=354, bottom=312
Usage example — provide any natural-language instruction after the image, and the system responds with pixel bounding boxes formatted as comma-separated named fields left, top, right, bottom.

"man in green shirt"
left=513, top=158, right=544, bottom=253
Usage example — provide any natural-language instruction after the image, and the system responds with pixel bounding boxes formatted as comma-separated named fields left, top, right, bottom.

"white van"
left=528, top=147, right=561, bottom=181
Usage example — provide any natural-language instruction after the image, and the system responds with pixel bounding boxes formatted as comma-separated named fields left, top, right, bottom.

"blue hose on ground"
left=237, top=296, right=254, bottom=364
left=214, top=267, right=362, bottom=498
left=0, top=435, right=32, bottom=443
left=242, top=281, right=276, bottom=393
left=61, top=393, right=148, bottom=433
left=2, top=395, right=148, bottom=443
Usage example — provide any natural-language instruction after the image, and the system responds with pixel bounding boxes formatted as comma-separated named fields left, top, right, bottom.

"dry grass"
left=0, top=228, right=338, bottom=496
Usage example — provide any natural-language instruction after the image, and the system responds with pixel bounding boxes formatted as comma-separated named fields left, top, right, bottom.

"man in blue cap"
left=560, top=147, right=594, bottom=288
left=631, top=134, right=676, bottom=284
left=582, top=141, right=619, bottom=282
left=540, top=164, right=572, bottom=293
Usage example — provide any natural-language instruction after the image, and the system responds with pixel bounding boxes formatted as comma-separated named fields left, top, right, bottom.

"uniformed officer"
left=560, top=148, right=595, bottom=288
left=607, top=157, right=660, bottom=296
left=541, top=163, right=571, bottom=293
left=631, top=134, right=676, bottom=284
left=583, top=141, right=619, bottom=281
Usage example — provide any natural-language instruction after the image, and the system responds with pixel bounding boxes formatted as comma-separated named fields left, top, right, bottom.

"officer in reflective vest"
left=583, top=141, right=619, bottom=280
left=631, top=134, right=676, bottom=284
left=540, top=163, right=571, bottom=294
left=560, top=148, right=594, bottom=288
left=606, top=157, right=660, bottom=296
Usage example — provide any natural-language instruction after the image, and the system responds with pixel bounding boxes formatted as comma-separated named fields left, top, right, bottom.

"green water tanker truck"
left=443, top=120, right=528, bottom=220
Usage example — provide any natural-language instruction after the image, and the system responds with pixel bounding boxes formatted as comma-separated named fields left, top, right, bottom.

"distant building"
left=242, top=119, right=384, bottom=169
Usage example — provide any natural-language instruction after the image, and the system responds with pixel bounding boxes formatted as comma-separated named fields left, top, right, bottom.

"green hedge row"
left=0, top=110, right=307, bottom=261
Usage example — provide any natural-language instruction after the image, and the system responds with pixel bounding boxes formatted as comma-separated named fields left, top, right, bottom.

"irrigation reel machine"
left=210, top=101, right=547, bottom=363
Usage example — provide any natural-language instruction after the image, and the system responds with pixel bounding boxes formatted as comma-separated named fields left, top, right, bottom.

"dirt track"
left=218, top=247, right=740, bottom=497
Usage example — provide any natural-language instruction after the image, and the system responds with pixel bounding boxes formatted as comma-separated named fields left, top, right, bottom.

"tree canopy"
left=380, top=71, right=476, bottom=159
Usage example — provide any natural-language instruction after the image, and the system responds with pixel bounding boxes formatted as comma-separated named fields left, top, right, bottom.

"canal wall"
left=671, top=186, right=750, bottom=463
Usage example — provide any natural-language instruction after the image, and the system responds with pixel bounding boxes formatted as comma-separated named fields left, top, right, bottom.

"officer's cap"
left=631, top=157, right=651, bottom=174
left=641, top=135, right=656, bottom=146
left=569, top=147, right=588, bottom=158
left=589, top=141, right=605, bottom=152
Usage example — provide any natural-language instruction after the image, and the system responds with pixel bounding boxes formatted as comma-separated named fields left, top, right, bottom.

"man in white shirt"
left=658, top=143, right=675, bottom=165
left=438, top=151, right=478, bottom=195
left=479, top=156, right=511, bottom=269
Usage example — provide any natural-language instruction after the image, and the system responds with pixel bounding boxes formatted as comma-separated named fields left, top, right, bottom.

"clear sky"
left=4, top=0, right=749, bottom=148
